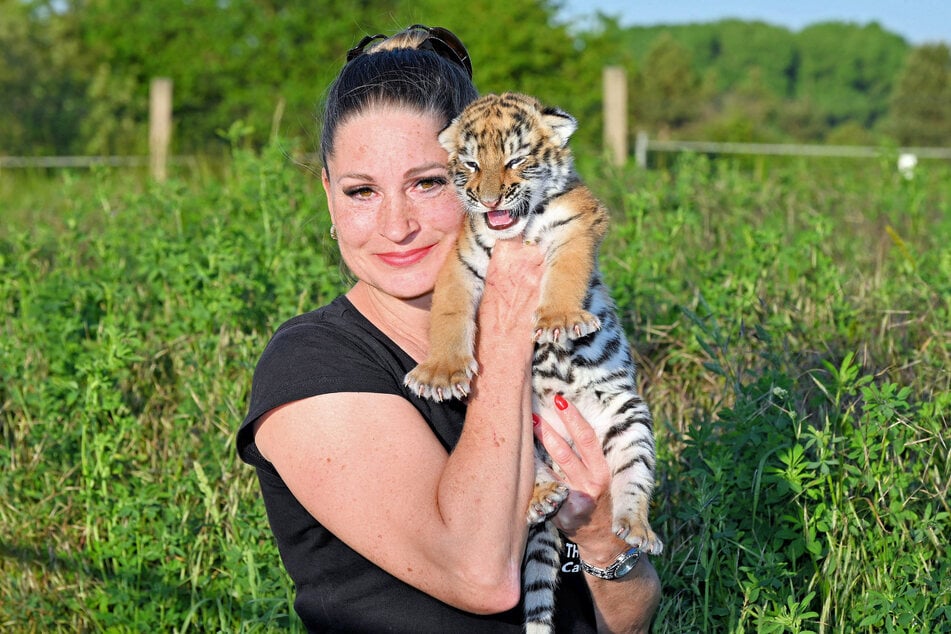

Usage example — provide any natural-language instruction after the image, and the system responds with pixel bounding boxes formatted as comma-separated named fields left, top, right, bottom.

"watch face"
left=614, top=552, right=641, bottom=577
left=614, top=557, right=638, bottom=578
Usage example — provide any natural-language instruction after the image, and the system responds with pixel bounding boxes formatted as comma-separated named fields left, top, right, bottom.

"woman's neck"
left=346, top=281, right=433, bottom=362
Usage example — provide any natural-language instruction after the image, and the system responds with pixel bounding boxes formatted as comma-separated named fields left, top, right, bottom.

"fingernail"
left=554, top=393, right=568, bottom=411
left=532, top=413, right=542, bottom=427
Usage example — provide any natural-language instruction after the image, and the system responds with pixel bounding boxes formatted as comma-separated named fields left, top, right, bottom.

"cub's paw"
left=534, top=309, right=601, bottom=347
left=614, top=516, right=664, bottom=555
left=527, top=481, right=569, bottom=525
left=404, top=356, right=478, bottom=402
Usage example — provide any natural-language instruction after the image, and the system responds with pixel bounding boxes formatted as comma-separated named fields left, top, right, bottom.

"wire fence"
left=3, top=141, right=949, bottom=171
left=4, top=70, right=949, bottom=174
left=0, top=155, right=196, bottom=169
left=0, top=156, right=151, bottom=168
left=634, top=133, right=951, bottom=168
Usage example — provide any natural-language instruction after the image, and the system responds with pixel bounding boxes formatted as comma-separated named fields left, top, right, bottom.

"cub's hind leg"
left=604, top=398, right=663, bottom=555
left=527, top=449, right=569, bottom=525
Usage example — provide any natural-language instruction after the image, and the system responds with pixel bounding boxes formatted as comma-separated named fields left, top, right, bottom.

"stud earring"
left=329, top=225, right=338, bottom=240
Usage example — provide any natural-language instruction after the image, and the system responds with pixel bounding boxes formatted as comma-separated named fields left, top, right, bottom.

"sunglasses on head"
left=346, top=24, right=472, bottom=79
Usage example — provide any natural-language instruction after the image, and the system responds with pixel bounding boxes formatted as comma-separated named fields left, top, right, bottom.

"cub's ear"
left=541, top=106, right=578, bottom=148
left=438, top=118, right=461, bottom=154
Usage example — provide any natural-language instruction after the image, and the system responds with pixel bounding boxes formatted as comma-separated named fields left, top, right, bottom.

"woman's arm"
left=534, top=397, right=662, bottom=633
left=254, top=239, right=544, bottom=614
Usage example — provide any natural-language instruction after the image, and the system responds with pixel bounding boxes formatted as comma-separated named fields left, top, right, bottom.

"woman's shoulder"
left=253, top=295, right=398, bottom=387
left=238, top=295, right=412, bottom=465
left=262, top=295, right=380, bottom=350
left=272, top=295, right=357, bottom=335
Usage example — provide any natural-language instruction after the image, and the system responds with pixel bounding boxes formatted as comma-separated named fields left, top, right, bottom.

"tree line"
left=2, top=0, right=949, bottom=159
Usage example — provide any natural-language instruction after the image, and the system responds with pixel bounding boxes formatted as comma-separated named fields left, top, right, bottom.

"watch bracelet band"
left=579, top=546, right=641, bottom=580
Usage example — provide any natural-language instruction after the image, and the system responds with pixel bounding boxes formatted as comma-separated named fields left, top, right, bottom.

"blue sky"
left=559, top=0, right=950, bottom=45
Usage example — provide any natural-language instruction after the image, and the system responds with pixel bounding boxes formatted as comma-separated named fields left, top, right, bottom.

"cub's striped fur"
left=405, top=92, right=662, bottom=632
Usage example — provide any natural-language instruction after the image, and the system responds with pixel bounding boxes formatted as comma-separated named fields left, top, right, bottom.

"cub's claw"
left=534, top=310, right=601, bottom=347
left=614, top=517, right=664, bottom=555
left=404, top=356, right=478, bottom=402
left=527, top=481, right=569, bottom=524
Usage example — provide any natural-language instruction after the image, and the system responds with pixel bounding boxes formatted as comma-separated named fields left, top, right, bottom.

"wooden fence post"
left=603, top=66, right=627, bottom=167
left=149, top=78, right=173, bottom=182
left=635, top=131, right=649, bottom=169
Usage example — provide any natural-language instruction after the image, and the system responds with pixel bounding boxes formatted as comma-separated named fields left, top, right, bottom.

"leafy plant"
left=1, top=146, right=948, bottom=631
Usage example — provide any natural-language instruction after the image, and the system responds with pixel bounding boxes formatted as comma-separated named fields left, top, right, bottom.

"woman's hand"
left=478, top=238, right=545, bottom=337
left=532, top=394, right=619, bottom=562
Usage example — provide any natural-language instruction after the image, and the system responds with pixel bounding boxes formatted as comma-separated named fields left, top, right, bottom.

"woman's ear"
left=321, top=167, right=335, bottom=221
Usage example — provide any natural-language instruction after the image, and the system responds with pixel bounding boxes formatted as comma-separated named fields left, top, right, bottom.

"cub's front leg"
left=534, top=187, right=608, bottom=347
left=404, top=246, right=481, bottom=401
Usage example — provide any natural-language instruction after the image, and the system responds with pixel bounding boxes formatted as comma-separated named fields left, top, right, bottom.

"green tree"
left=682, top=20, right=799, bottom=97
left=1, top=5, right=928, bottom=157
left=621, top=20, right=798, bottom=98
left=795, top=22, right=907, bottom=129
left=0, top=0, right=578, bottom=156
left=888, top=44, right=951, bottom=146
left=66, top=0, right=404, bottom=153
left=407, top=0, right=588, bottom=115
left=699, top=66, right=785, bottom=143
left=0, top=0, right=88, bottom=154
left=562, top=15, right=640, bottom=153
left=632, top=32, right=700, bottom=135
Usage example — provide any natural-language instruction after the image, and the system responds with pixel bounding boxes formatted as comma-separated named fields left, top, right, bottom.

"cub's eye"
left=464, top=161, right=479, bottom=172
left=506, top=156, right=526, bottom=169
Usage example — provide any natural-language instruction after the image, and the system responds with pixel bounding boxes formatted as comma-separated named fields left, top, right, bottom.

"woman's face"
left=322, top=106, right=464, bottom=303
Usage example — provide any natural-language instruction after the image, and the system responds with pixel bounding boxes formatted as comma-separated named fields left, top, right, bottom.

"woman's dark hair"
left=319, top=26, right=478, bottom=167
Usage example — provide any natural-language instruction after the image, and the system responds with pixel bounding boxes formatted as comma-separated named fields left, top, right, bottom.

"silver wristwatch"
left=580, top=546, right=641, bottom=580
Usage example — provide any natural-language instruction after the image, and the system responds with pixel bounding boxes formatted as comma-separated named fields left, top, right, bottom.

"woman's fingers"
left=533, top=395, right=617, bottom=541
left=486, top=238, right=545, bottom=281
left=479, top=240, right=545, bottom=339
left=533, top=395, right=610, bottom=491
left=552, top=394, right=605, bottom=472
left=482, top=240, right=545, bottom=317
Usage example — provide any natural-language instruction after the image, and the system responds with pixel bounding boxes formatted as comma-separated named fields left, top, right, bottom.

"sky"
left=559, top=0, right=950, bottom=45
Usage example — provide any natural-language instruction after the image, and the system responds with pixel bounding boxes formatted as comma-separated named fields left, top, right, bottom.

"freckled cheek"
left=428, top=194, right=466, bottom=234
left=331, top=200, right=378, bottom=243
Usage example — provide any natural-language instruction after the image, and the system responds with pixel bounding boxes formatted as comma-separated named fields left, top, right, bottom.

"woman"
left=237, top=25, right=661, bottom=632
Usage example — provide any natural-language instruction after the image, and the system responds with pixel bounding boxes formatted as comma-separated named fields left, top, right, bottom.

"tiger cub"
left=404, top=92, right=662, bottom=632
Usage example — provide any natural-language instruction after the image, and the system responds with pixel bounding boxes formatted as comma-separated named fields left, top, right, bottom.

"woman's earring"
left=330, top=225, right=338, bottom=241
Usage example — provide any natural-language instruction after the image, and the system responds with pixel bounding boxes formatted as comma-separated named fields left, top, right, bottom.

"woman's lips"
left=376, top=244, right=435, bottom=266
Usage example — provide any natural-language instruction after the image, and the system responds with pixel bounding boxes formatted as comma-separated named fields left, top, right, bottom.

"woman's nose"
left=379, top=195, right=419, bottom=242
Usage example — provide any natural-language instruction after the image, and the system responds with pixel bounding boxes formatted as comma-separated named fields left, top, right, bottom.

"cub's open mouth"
left=486, top=209, right=517, bottom=230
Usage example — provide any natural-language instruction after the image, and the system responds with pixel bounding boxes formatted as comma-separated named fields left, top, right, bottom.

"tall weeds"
left=1, top=147, right=948, bottom=631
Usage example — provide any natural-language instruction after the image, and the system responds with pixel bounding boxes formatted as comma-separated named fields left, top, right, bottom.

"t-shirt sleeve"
left=236, top=314, right=407, bottom=469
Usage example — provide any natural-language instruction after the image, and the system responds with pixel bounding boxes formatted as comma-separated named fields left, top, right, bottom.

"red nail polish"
left=532, top=413, right=542, bottom=427
left=554, top=393, right=568, bottom=411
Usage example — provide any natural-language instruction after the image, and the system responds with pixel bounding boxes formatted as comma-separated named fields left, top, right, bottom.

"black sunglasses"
left=346, top=24, right=472, bottom=79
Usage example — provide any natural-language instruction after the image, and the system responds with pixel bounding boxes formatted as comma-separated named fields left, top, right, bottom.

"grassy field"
left=1, top=142, right=948, bottom=633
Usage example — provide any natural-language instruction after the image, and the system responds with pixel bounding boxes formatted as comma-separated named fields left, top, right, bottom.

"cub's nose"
left=480, top=194, right=503, bottom=209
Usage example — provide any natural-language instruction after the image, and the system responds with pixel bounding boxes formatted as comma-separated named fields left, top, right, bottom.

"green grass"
left=1, top=143, right=948, bottom=632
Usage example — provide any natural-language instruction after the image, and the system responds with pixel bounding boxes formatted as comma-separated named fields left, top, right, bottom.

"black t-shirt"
left=237, top=295, right=596, bottom=633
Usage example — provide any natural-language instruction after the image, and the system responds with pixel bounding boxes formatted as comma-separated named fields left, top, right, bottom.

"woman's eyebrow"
left=335, top=171, right=374, bottom=183
left=406, top=162, right=449, bottom=177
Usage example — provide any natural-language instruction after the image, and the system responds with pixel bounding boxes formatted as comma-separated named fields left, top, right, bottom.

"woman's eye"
left=418, top=177, right=447, bottom=191
left=345, top=187, right=374, bottom=199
